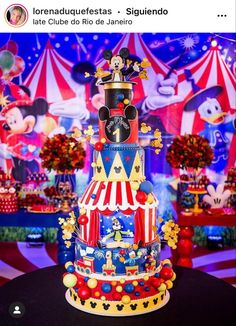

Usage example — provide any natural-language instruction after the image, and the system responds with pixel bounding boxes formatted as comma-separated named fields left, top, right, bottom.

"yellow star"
left=0, top=95, right=10, bottom=107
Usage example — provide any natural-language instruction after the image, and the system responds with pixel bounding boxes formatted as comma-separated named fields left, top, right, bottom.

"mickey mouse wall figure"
left=184, top=69, right=236, bottom=174
left=0, top=83, right=49, bottom=182
left=99, top=48, right=140, bottom=83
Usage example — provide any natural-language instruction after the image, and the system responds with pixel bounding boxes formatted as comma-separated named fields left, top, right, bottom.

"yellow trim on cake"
left=104, top=82, right=133, bottom=90
left=66, top=288, right=170, bottom=317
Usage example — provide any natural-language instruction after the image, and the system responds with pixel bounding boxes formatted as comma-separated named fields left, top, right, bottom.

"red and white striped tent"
left=23, top=40, right=79, bottom=102
left=96, top=33, right=171, bottom=104
left=177, top=45, right=236, bottom=169
left=178, top=46, right=236, bottom=134
left=78, top=180, right=158, bottom=247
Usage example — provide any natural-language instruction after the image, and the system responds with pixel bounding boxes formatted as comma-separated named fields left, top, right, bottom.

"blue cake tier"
left=75, top=238, right=161, bottom=279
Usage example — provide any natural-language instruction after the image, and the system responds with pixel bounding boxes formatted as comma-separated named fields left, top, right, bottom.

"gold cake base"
left=65, top=288, right=170, bottom=317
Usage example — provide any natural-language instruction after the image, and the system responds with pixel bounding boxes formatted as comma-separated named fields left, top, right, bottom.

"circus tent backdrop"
left=177, top=45, right=236, bottom=171
left=0, top=33, right=235, bottom=181
left=23, top=40, right=80, bottom=103
left=178, top=45, right=236, bottom=135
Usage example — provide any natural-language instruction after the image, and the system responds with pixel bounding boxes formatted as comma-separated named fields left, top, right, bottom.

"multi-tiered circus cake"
left=62, top=49, right=177, bottom=316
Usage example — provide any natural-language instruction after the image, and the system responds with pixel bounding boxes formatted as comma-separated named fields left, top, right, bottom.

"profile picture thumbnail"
left=5, top=4, right=28, bottom=27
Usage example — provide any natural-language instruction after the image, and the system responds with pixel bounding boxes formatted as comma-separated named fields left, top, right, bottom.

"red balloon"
left=8, top=56, right=25, bottom=78
left=179, top=227, right=194, bottom=238
left=177, top=239, right=193, bottom=256
left=177, top=257, right=192, bottom=268
left=78, top=215, right=89, bottom=225
left=160, top=267, right=174, bottom=280
left=76, top=278, right=85, bottom=287
left=117, top=102, right=124, bottom=109
left=151, top=278, right=163, bottom=289
left=4, top=40, right=18, bottom=55
left=113, top=292, right=122, bottom=300
left=94, top=142, right=104, bottom=151
left=78, top=286, right=91, bottom=300
left=136, top=191, right=148, bottom=204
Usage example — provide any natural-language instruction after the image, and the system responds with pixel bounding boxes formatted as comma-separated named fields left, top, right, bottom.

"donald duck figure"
left=184, top=69, right=236, bottom=174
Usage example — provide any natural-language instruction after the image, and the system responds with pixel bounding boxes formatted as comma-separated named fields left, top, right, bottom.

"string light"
left=211, top=39, right=218, bottom=47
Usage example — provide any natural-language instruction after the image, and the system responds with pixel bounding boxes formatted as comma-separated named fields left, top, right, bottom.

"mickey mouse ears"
left=183, top=69, right=223, bottom=111
left=102, top=48, right=130, bottom=61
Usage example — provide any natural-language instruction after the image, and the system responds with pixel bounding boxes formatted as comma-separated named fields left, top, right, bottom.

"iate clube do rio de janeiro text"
left=32, top=7, right=168, bottom=25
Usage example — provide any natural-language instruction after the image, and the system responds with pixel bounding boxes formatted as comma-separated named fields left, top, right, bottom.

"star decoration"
left=0, top=95, right=10, bottom=107
left=105, top=156, right=110, bottom=161
left=125, top=156, right=131, bottom=161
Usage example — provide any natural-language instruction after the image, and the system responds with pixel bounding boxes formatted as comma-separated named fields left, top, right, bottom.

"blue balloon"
left=101, top=283, right=112, bottom=293
left=117, top=94, right=124, bottom=101
left=139, top=181, right=153, bottom=194
left=67, top=265, right=75, bottom=273
left=124, top=284, right=135, bottom=293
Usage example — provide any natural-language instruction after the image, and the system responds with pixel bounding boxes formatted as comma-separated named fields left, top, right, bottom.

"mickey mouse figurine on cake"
left=60, top=48, right=179, bottom=316
left=99, top=48, right=140, bottom=83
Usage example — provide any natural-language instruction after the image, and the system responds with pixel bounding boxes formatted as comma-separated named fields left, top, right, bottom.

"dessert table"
left=0, top=209, right=62, bottom=228
left=0, top=265, right=235, bottom=326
